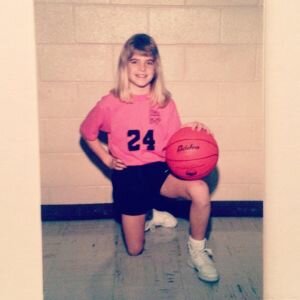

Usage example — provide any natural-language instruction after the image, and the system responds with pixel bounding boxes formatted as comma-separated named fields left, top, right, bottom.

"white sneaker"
left=188, top=242, right=220, bottom=283
left=144, top=209, right=177, bottom=232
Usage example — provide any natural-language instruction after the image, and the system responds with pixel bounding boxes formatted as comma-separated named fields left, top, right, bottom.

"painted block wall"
left=34, top=0, right=263, bottom=205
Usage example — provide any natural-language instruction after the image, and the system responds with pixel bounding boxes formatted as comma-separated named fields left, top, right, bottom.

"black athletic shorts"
left=111, top=161, right=171, bottom=216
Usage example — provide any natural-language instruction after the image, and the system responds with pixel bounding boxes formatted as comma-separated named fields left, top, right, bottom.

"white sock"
left=188, top=236, right=206, bottom=250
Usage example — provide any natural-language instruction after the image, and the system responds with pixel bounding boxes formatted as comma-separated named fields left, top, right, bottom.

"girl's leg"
left=121, top=214, right=146, bottom=256
left=160, top=174, right=210, bottom=240
left=160, top=174, right=219, bottom=282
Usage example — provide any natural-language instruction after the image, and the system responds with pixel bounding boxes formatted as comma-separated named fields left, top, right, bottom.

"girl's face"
left=127, top=52, right=155, bottom=95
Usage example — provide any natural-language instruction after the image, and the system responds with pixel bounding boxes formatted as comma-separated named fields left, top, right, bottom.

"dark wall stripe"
left=41, top=201, right=263, bottom=221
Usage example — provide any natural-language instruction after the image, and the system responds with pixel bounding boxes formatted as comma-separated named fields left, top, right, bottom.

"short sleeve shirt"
left=80, top=93, right=181, bottom=166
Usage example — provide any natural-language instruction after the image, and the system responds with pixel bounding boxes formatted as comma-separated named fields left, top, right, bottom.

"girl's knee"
left=121, top=214, right=146, bottom=256
left=186, top=180, right=208, bottom=194
left=127, top=244, right=144, bottom=256
left=185, top=180, right=210, bottom=203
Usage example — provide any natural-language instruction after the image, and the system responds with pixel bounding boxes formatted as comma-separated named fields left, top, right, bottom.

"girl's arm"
left=84, top=139, right=127, bottom=170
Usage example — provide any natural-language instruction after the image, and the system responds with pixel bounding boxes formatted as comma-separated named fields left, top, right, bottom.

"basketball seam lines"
left=166, top=154, right=218, bottom=162
left=166, top=138, right=218, bottom=149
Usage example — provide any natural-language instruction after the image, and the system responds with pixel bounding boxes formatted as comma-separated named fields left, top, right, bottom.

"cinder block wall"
left=35, top=0, right=263, bottom=205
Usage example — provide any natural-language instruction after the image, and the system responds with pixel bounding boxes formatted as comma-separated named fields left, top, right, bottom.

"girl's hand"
left=182, top=121, right=212, bottom=134
left=104, top=155, right=127, bottom=170
left=84, top=139, right=127, bottom=170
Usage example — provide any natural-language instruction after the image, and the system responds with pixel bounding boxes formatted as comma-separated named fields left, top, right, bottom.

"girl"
left=80, top=33, right=219, bottom=283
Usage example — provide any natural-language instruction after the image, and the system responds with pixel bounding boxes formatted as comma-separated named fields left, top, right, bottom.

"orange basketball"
left=165, top=127, right=219, bottom=180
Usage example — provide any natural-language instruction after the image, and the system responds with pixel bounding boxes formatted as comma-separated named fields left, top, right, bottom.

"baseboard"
left=41, top=201, right=263, bottom=221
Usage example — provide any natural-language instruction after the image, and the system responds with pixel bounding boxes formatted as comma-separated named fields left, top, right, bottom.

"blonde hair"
left=111, top=33, right=171, bottom=106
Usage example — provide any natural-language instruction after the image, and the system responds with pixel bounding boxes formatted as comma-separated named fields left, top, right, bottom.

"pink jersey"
left=80, top=93, right=181, bottom=166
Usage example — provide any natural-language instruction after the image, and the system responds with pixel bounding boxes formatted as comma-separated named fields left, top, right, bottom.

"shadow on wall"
left=206, top=167, right=219, bottom=195
left=79, top=131, right=112, bottom=180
